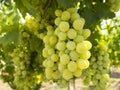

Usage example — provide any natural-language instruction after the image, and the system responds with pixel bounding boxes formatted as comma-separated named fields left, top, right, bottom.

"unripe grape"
left=76, top=59, right=89, bottom=69
left=45, top=67, right=53, bottom=76
left=82, top=29, right=91, bottom=39
left=58, top=63, right=66, bottom=72
left=46, top=60, right=54, bottom=67
left=83, top=41, right=92, bottom=50
left=80, top=51, right=91, bottom=60
left=69, top=51, right=79, bottom=61
left=48, top=48, right=55, bottom=55
left=56, top=41, right=66, bottom=51
left=76, top=42, right=87, bottom=53
left=74, top=35, right=84, bottom=43
left=58, top=32, right=67, bottom=40
left=73, top=18, right=85, bottom=30
left=59, top=21, right=70, bottom=32
left=51, top=54, right=59, bottom=62
left=42, top=48, right=49, bottom=58
left=67, top=7, right=78, bottom=14
left=66, top=41, right=76, bottom=50
left=60, top=54, right=70, bottom=65
left=67, top=61, right=77, bottom=72
left=67, top=29, right=77, bottom=39
left=54, top=17, right=61, bottom=26
left=95, top=74, right=101, bottom=79
left=52, top=71, right=61, bottom=80
left=62, top=69, right=73, bottom=80
left=73, top=69, right=82, bottom=77
left=54, top=28, right=60, bottom=35
left=42, top=59, right=48, bottom=67
left=43, top=35, right=50, bottom=44
left=47, top=25, right=54, bottom=31
left=55, top=9, right=62, bottom=16
left=49, top=35, right=57, bottom=45
left=71, top=13, right=80, bottom=21
left=61, top=11, right=70, bottom=21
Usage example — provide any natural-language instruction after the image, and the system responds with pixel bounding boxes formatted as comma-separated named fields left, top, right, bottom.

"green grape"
left=95, top=74, right=101, bottom=79
left=49, top=35, right=57, bottom=45
left=55, top=9, right=62, bottom=17
left=60, top=54, right=70, bottom=65
left=58, top=63, right=66, bottom=72
left=39, top=33, right=45, bottom=39
left=69, top=50, right=79, bottom=61
left=48, top=48, right=55, bottom=55
left=61, top=11, right=70, bottom=21
left=54, top=28, right=61, bottom=35
left=73, top=69, right=82, bottom=77
left=66, top=41, right=76, bottom=50
left=76, top=42, right=87, bottom=53
left=71, top=13, right=80, bottom=21
left=56, top=41, right=66, bottom=51
left=82, top=29, right=91, bottom=39
left=67, top=61, right=77, bottom=72
left=67, top=7, right=78, bottom=14
left=45, top=67, right=53, bottom=76
left=43, top=35, right=50, bottom=44
left=42, top=59, right=48, bottom=67
left=62, top=69, right=73, bottom=80
left=47, top=29, right=54, bottom=36
left=52, top=71, right=61, bottom=80
left=80, top=51, right=91, bottom=60
left=46, top=60, right=54, bottom=67
left=73, top=18, right=85, bottom=30
left=74, top=35, right=84, bottom=43
left=51, top=54, right=59, bottom=62
left=42, top=48, right=49, bottom=58
left=54, top=17, right=61, bottom=26
left=83, top=41, right=92, bottom=50
left=58, top=32, right=67, bottom=40
left=76, top=59, right=89, bottom=69
left=59, top=21, right=70, bottom=32
left=67, top=29, right=77, bottom=39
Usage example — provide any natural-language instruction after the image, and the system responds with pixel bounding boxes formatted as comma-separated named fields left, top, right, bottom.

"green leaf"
left=57, top=0, right=77, bottom=8
left=0, top=23, right=19, bottom=45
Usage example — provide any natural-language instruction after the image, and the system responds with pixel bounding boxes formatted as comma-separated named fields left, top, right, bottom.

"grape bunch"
left=108, top=0, right=120, bottom=12
left=42, top=7, right=92, bottom=82
left=11, top=28, right=42, bottom=90
left=82, top=42, right=110, bottom=90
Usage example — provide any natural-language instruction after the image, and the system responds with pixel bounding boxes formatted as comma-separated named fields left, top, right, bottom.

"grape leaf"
left=57, top=0, right=77, bottom=8
left=0, top=23, right=19, bottom=45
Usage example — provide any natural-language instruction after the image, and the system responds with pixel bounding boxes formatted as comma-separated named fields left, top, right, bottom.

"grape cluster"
left=82, top=42, right=110, bottom=90
left=11, top=28, right=42, bottom=90
left=42, top=7, right=92, bottom=82
left=108, top=0, right=120, bottom=12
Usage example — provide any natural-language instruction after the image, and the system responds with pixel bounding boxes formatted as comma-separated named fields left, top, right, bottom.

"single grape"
left=71, top=13, right=80, bottom=21
left=76, top=59, right=89, bottom=69
left=61, top=11, right=70, bottom=21
left=56, top=41, right=66, bottom=51
left=67, top=29, right=77, bottom=39
left=58, top=32, right=67, bottom=40
left=55, top=9, right=62, bottom=16
left=73, top=18, right=85, bottom=30
left=66, top=41, right=76, bottom=50
left=62, top=69, right=73, bottom=80
left=59, top=21, right=70, bottom=32
left=67, top=61, right=77, bottom=72
left=60, top=54, right=70, bottom=65
left=82, top=29, right=91, bottom=39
